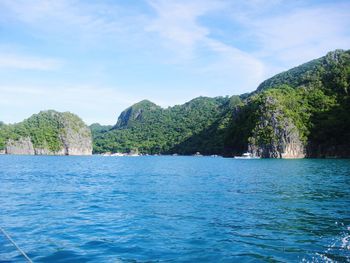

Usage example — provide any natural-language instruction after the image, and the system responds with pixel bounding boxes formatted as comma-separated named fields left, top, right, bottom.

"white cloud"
left=145, top=0, right=266, bottom=90
left=0, top=0, right=349, bottom=124
left=0, top=53, right=62, bottom=70
left=0, top=85, right=141, bottom=125
left=261, top=7, right=348, bottom=51
left=145, top=0, right=217, bottom=56
left=205, top=39, right=264, bottom=75
left=228, top=1, right=350, bottom=69
left=0, top=0, right=133, bottom=46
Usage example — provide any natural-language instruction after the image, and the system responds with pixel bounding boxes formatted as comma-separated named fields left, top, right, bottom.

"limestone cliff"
left=247, top=96, right=306, bottom=158
left=59, top=115, right=93, bottom=155
left=5, top=137, right=35, bottom=155
left=2, top=110, right=92, bottom=155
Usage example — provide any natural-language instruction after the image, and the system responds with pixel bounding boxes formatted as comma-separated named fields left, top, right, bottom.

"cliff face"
left=2, top=49, right=348, bottom=158
left=59, top=116, right=92, bottom=155
left=2, top=110, right=92, bottom=156
left=247, top=96, right=305, bottom=158
left=226, top=49, right=350, bottom=158
left=248, top=121, right=306, bottom=158
left=6, top=137, right=35, bottom=155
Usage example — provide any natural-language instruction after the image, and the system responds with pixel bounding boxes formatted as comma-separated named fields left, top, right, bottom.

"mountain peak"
left=115, top=99, right=161, bottom=129
left=131, top=100, right=160, bottom=109
left=256, top=49, right=349, bottom=93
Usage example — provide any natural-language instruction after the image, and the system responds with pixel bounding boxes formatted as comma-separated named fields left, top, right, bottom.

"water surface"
left=0, top=156, right=349, bottom=262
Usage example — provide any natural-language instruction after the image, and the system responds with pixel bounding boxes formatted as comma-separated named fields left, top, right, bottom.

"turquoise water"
left=0, top=156, right=349, bottom=262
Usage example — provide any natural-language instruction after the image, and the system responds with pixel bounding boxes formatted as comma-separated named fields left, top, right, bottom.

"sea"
left=0, top=155, right=349, bottom=262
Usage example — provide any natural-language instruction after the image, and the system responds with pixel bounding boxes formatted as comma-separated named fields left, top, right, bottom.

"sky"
left=0, top=0, right=349, bottom=125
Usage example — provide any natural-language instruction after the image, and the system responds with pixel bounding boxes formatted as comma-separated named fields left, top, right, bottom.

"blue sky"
left=0, top=0, right=349, bottom=124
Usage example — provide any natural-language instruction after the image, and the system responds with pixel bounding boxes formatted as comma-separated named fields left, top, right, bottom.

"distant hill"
left=92, top=49, right=350, bottom=158
left=255, top=57, right=322, bottom=92
left=90, top=123, right=113, bottom=137
left=115, top=100, right=162, bottom=129
left=2, top=49, right=348, bottom=158
left=226, top=49, right=350, bottom=158
left=0, top=110, right=92, bottom=155
left=92, top=96, right=240, bottom=154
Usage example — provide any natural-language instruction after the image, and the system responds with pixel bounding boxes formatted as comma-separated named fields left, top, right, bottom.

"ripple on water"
left=0, top=156, right=349, bottom=262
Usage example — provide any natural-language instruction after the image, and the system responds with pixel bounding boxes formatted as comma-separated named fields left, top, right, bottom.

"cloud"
left=200, top=39, right=265, bottom=86
left=227, top=1, right=350, bottom=69
left=1, top=0, right=267, bottom=81
left=145, top=0, right=266, bottom=89
left=134, top=1, right=350, bottom=73
left=0, top=85, right=140, bottom=125
left=1, top=0, right=348, bottom=72
left=0, top=53, right=62, bottom=70
left=0, top=0, right=144, bottom=46
left=145, top=0, right=217, bottom=56
left=0, top=0, right=349, bottom=124
left=261, top=7, right=348, bottom=48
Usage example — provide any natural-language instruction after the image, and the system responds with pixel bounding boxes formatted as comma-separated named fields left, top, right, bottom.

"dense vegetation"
left=1, top=49, right=348, bottom=158
left=92, top=49, right=350, bottom=157
left=0, top=110, right=89, bottom=152
left=226, top=49, right=350, bottom=157
left=92, top=96, right=242, bottom=154
left=90, top=123, right=113, bottom=138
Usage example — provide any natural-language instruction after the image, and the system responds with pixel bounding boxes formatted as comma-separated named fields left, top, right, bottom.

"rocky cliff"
left=247, top=96, right=305, bottom=158
left=6, top=137, right=35, bottom=155
left=1, top=110, right=92, bottom=155
left=225, top=49, right=350, bottom=158
left=2, top=49, right=347, bottom=159
left=59, top=115, right=93, bottom=155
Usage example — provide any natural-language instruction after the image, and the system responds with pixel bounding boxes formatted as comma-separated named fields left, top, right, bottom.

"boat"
left=234, top=152, right=260, bottom=159
left=111, top=152, right=125, bottom=157
left=127, top=153, right=140, bottom=157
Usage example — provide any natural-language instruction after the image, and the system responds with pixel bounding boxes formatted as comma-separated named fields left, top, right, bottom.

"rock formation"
left=6, top=137, right=35, bottom=155
left=248, top=96, right=306, bottom=158
left=2, top=110, right=92, bottom=156
left=59, top=116, right=93, bottom=155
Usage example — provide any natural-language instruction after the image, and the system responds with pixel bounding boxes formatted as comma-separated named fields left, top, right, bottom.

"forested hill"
left=256, top=49, right=349, bottom=94
left=92, top=96, right=242, bottom=154
left=2, top=49, right=347, bottom=157
left=0, top=110, right=92, bottom=155
left=255, top=56, right=323, bottom=92
left=115, top=100, right=162, bottom=129
left=226, top=49, right=350, bottom=158
left=92, top=49, right=350, bottom=158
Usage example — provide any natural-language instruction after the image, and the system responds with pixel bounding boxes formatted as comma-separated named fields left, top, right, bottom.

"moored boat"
left=234, top=152, right=260, bottom=159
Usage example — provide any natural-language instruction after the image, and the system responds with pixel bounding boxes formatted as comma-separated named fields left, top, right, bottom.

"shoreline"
left=0, top=152, right=349, bottom=159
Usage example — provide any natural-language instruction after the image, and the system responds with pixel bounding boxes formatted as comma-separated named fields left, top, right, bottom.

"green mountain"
left=90, top=123, right=113, bottom=138
left=115, top=100, right=162, bottom=129
left=92, top=96, right=239, bottom=154
left=92, top=49, right=350, bottom=158
left=226, top=49, right=350, bottom=158
left=0, top=110, right=92, bottom=155
left=2, top=49, right=347, bottom=158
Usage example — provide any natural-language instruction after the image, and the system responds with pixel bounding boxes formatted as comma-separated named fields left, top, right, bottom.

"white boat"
left=127, top=153, right=140, bottom=157
left=111, top=152, right=125, bottom=156
left=234, top=152, right=260, bottom=159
